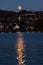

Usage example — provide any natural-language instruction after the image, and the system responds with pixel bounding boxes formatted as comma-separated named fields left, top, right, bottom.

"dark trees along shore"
left=0, top=10, right=43, bottom=32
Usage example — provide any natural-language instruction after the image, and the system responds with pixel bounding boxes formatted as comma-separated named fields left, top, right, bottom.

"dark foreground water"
left=0, top=32, right=43, bottom=65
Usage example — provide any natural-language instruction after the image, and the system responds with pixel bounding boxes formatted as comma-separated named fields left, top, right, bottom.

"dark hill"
left=0, top=9, right=43, bottom=32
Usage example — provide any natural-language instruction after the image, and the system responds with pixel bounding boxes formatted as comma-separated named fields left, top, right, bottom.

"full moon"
left=18, top=6, right=22, bottom=10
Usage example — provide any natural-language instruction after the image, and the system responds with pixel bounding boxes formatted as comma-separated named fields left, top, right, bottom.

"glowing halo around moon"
left=18, top=5, right=22, bottom=10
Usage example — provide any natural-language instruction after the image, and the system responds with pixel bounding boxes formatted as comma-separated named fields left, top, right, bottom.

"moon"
left=18, top=5, right=22, bottom=10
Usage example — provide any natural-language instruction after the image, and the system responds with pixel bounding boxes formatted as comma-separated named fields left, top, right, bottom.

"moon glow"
left=18, top=5, right=22, bottom=10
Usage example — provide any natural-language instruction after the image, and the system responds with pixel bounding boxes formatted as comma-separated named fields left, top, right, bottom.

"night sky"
left=0, top=0, right=43, bottom=11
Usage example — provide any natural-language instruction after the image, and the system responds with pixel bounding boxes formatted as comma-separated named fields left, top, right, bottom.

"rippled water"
left=0, top=32, right=43, bottom=65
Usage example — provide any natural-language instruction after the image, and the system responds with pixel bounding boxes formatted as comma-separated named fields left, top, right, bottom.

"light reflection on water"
left=16, top=32, right=26, bottom=65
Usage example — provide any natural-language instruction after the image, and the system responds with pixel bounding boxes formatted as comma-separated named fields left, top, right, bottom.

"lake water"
left=0, top=32, right=43, bottom=65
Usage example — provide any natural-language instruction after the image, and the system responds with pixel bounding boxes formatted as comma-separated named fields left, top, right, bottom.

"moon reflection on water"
left=16, top=32, right=26, bottom=65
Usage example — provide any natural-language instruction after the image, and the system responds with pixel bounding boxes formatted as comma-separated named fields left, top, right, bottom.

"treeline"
left=0, top=9, right=43, bottom=32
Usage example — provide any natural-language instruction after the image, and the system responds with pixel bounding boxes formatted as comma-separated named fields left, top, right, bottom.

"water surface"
left=0, top=32, right=43, bottom=65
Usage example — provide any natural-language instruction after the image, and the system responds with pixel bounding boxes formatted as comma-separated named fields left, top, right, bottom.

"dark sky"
left=0, top=0, right=43, bottom=11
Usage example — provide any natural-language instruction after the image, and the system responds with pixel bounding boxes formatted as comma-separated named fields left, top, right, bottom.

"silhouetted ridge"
left=19, top=10, right=27, bottom=14
left=0, top=9, right=43, bottom=32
